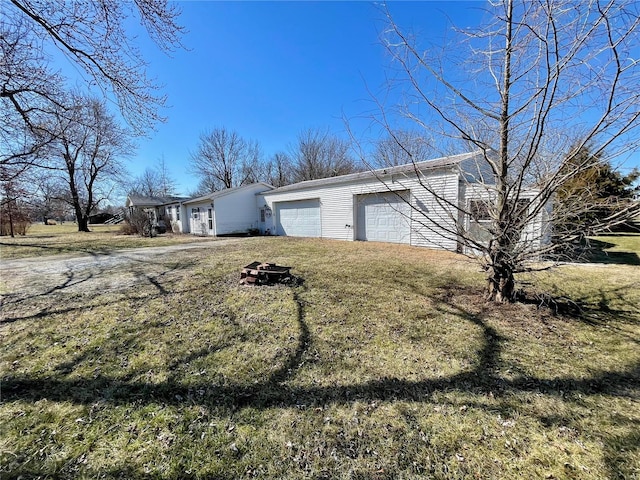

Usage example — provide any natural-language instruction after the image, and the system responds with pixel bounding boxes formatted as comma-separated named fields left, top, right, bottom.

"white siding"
left=183, top=183, right=272, bottom=236
left=214, top=184, right=265, bottom=235
left=519, top=192, right=553, bottom=253
left=261, top=169, right=462, bottom=250
left=187, top=201, right=214, bottom=236
left=459, top=185, right=552, bottom=255
left=408, top=171, right=461, bottom=251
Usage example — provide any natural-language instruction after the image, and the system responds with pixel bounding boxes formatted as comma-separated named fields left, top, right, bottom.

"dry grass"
left=0, top=223, right=221, bottom=260
left=1, top=236, right=639, bottom=479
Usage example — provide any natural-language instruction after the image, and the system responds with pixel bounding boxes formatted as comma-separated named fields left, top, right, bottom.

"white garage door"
left=356, top=191, right=411, bottom=244
left=276, top=199, right=321, bottom=237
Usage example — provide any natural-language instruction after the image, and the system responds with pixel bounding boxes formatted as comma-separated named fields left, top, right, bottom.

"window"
left=468, top=198, right=530, bottom=221
left=192, top=207, right=199, bottom=219
left=469, top=200, right=491, bottom=221
left=208, top=208, right=213, bottom=230
left=176, top=208, right=180, bottom=221
left=468, top=200, right=492, bottom=245
left=467, top=198, right=531, bottom=245
left=260, top=209, right=266, bottom=222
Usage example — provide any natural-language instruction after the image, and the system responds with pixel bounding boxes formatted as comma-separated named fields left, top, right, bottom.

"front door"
left=208, top=208, right=214, bottom=235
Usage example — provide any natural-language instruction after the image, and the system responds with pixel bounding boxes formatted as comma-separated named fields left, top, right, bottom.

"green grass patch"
left=1, top=237, right=639, bottom=479
left=584, top=233, right=640, bottom=265
left=0, top=223, right=220, bottom=260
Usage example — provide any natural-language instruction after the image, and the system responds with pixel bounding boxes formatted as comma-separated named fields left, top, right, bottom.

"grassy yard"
left=587, top=233, right=640, bottom=265
left=1, top=235, right=639, bottom=479
left=0, top=223, right=221, bottom=260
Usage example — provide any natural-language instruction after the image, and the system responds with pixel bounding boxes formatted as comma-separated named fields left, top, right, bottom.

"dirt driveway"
left=0, top=237, right=251, bottom=305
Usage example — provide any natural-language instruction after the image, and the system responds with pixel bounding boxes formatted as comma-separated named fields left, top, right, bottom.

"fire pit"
left=240, top=262, right=293, bottom=285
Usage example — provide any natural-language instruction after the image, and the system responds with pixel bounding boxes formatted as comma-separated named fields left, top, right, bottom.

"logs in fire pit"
left=240, top=261, right=294, bottom=285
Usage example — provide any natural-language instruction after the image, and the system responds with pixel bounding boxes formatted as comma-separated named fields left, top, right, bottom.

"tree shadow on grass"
left=3, top=281, right=639, bottom=479
left=4, top=284, right=638, bottom=407
left=0, top=269, right=95, bottom=311
left=0, top=241, right=115, bottom=257
left=0, top=259, right=198, bottom=324
left=562, top=237, right=640, bottom=265
left=522, top=283, right=640, bottom=346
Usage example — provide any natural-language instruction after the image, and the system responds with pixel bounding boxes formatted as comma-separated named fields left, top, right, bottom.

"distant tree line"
left=1, top=0, right=184, bottom=235
left=186, top=126, right=361, bottom=195
left=184, top=126, right=443, bottom=194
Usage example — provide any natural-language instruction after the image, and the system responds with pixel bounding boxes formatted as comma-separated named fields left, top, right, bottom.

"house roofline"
left=126, top=195, right=188, bottom=207
left=182, top=182, right=274, bottom=205
left=262, top=151, right=487, bottom=195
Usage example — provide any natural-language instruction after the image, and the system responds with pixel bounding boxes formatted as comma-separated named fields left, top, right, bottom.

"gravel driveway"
left=0, top=237, right=250, bottom=303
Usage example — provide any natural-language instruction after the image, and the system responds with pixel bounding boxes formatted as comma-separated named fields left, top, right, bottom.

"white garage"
left=356, top=191, right=411, bottom=244
left=256, top=151, right=541, bottom=252
left=275, top=199, right=321, bottom=237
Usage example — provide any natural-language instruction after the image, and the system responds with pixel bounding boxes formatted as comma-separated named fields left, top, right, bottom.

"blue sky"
left=49, top=1, right=639, bottom=196
left=114, top=1, right=487, bottom=195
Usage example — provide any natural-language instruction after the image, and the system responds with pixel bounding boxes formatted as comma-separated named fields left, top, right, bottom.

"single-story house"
left=175, top=182, right=273, bottom=236
left=125, top=152, right=550, bottom=251
left=256, top=151, right=550, bottom=253
left=125, top=195, right=188, bottom=228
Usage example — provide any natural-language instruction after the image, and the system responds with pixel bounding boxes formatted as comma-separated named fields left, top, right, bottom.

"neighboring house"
left=125, top=195, right=188, bottom=230
left=257, top=151, right=550, bottom=253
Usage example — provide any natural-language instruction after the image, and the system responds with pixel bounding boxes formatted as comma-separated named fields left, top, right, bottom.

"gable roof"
left=263, top=150, right=492, bottom=195
left=126, top=195, right=188, bottom=207
left=182, top=182, right=274, bottom=205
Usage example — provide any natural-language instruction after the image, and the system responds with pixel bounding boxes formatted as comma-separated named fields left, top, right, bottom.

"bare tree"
left=374, top=0, right=640, bottom=302
left=0, top=165, right=31, bottom=236
left=130, top=156, right=178, bottom=197
left=0, top=17, right=64, bottom=175
left=156, top=156, right=177, bottom=197
left=372, top=130, right=435, bottom=168
left=29, top=172, right=70, bottom=224
left=190, top=127, right=261, bottom=191
left=46, top=94, right=131, bottom=232
left=290, top=128, right=358, bottom=182
left=263, top=152, right=294, bottom=188
left=131, top=168, right=162, bottom=198
left=4, top=0, right=184, bottom=136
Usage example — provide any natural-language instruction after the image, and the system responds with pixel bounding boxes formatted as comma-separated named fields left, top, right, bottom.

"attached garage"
left=275, top=199, right=321, bottom=237
left=356, top=191, right=411, bottom=244
left=257, top=151, right=534, bottom=252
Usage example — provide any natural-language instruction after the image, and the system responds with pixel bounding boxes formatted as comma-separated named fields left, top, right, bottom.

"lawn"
left=0, top=223, right=221, bottom=260
left=587, top=233, right=640, bottom=265
left=1, top=236, right=639, bottom=479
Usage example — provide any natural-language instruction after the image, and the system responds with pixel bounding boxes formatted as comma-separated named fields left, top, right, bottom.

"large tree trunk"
left=486, top=263, right=515, bottom=303
left=71, top=197, right=90, bottom=232
left=485, top=0, right=514, bottom=305
left=8, top=205, right=15, bottom=238
left=77, top=215, right=90, bottom=232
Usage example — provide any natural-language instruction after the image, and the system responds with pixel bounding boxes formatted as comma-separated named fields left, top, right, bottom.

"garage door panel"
left=356, top=191, right=411, bottom=244
left=276, top=199, right=321, bottom=237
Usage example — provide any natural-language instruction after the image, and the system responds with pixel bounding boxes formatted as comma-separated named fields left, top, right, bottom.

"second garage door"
left=275, top=199, right=321, bottom=237
left=356, top=191, right=411, bottom=244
